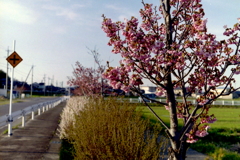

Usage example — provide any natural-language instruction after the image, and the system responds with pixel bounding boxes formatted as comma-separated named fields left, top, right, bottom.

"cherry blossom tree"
left=102, top=0, right=240, bottom=159
left=68, top=49, right=107, bottom=96
left=68, top=62, right=101, bottom=96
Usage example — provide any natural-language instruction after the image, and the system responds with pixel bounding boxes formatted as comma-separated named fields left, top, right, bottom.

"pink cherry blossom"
left=186, top=133, right=198, bottom=143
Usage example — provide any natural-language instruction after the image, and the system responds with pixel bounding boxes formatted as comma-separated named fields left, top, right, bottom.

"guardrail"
left=0, top=96, right=70, bottom=130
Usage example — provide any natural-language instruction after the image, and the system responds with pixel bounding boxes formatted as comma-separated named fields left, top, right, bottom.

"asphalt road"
left=0, top=97, right=63, bottom=134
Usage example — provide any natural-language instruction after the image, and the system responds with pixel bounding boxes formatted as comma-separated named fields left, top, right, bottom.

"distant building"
left=140, top=86, right=156, bottom=94
left=38, top=83, right=45, bottom=92
left=139, top=86, right=239, bottom=99
left=215, top=88, right=240, bottom=99
left=192, top=87, right=240, bottom=99
left=174, top=87, right=183, bottom=96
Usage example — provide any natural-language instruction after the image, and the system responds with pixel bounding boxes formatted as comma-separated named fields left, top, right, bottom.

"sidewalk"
left=0, top=101, right=66, bottom=160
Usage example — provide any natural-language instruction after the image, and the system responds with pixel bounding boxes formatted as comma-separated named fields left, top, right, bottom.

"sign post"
left=6, top=40, right=23, bottom=136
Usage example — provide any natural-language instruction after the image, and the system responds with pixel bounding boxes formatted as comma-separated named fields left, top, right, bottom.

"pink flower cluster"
left=186, top=133, right=198, bottom=143
left=186, top=125, right=210, bottom=143
left=156, top=87, right=166, bottom=96
left=223, top=20, right=240, bottom=36
left=68, top=62, right=104, bottom=96
left=200, top=114, right=217, bottom=124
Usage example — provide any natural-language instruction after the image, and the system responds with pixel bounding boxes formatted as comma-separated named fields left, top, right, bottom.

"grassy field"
left=140, top=105, right=240, bottom=129
left=208, top=108, right=240, bottom=128
left=140, top=104, right=240, bottom=159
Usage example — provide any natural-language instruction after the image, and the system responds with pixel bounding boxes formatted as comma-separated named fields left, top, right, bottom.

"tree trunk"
left=167, top=141, right=189, bottom=160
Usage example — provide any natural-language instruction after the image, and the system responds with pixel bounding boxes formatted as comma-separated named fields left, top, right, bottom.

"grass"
left=0, top=99, right=26, bottom=105
left=139, top=104, right=182, bottom=127
left=190, top=128, right=240, bottom=159
left=208, top=108, right=240, bottom=128
left=140, top=105, right=240, bottom=129
left=139, top=103, right=240, bottom=159
left=2, top=125, right=20, bottom=134
left=141, top=104, right=240, bottom=125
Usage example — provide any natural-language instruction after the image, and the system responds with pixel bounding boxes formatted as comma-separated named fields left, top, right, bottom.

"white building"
left=140, top=86, right=157, bottom=94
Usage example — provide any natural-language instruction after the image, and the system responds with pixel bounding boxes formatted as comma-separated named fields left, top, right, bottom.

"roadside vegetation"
left=59, top=96, right=168, bottom=160
left=191, top=128, right=240, bottom=160
left=0, top=98, right=25, bottom=105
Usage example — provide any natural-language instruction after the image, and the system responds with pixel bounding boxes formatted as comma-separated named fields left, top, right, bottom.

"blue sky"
left=0, top=0, right=239, bottom=87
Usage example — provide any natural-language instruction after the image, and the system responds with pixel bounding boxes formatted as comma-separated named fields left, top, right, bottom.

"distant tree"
left=68, top=62, right=101, bottom=96
left=0, top=70, right=10, bottom=89
left=102, top=0, right=240, bottom=159
left=0, top=70, right=7, bottom=79
left=68, top=49, right=107, bottom=96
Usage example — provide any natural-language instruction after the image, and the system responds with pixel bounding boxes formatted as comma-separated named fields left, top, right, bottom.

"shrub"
left=210, top=148, right=240, bottom=160
left=60, top=96, right=168, bottom=160
left=58, top=96, right=89, bottom=139
left=190, top=141, right=216, bottom=154
left=59, top=139, right=74, bottom=160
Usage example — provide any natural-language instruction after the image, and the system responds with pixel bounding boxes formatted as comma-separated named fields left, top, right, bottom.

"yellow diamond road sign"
left=6, top=51, right=23, bottom=68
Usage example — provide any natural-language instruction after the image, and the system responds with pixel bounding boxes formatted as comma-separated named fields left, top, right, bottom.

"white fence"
left=121, top=98, right=240, bottom=106
left=0, top=96, right=69, bottom=129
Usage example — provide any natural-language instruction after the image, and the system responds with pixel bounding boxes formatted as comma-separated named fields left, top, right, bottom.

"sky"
left=0, top=0, right=240, bottom=87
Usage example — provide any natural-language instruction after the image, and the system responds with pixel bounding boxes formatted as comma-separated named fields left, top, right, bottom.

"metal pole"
left=22, top=110, right=25, bottom=127
left=32, top=107, right=35, bottom=120
left=8, top=67, right=14, bottom=136
left=31, top=65, right=33, bottom=97
left=8, top=40, right=16, bottom=136
left=38, top=107, right=41, bottom=115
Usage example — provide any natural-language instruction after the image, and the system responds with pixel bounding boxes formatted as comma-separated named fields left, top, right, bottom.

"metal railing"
left=0, top=96, right=70, bottom=129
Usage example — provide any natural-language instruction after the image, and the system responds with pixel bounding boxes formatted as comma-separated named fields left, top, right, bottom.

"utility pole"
left=52, top=75, right=54, bottom=85
left=51, top=75, right=54, bottom=96
left=31, top=65, right=34, bottom=97
left=43, top=74, right=46, bottom=96
left=20, top=66, right=33, bottom=98
left=48, top=77, right=50, bottom=86
left=5, top=47, right=10, bottom=97
left=48, top=77, right=51, bottom=96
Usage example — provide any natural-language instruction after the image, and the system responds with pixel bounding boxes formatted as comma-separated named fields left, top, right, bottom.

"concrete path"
left=0, top=101, right=66, bottom=160
left=186, top=148, right=209, bottom=160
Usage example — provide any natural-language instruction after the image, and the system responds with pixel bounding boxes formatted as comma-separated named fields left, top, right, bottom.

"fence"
left=0, top=96, right=70, bottom=129
left=122, top=98, right=240, bottom=106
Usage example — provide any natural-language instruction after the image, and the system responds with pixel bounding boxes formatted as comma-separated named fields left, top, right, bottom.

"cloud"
left=42, top=4, right=82, bottom=20
left=0, top=1, right=37, bottom=24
